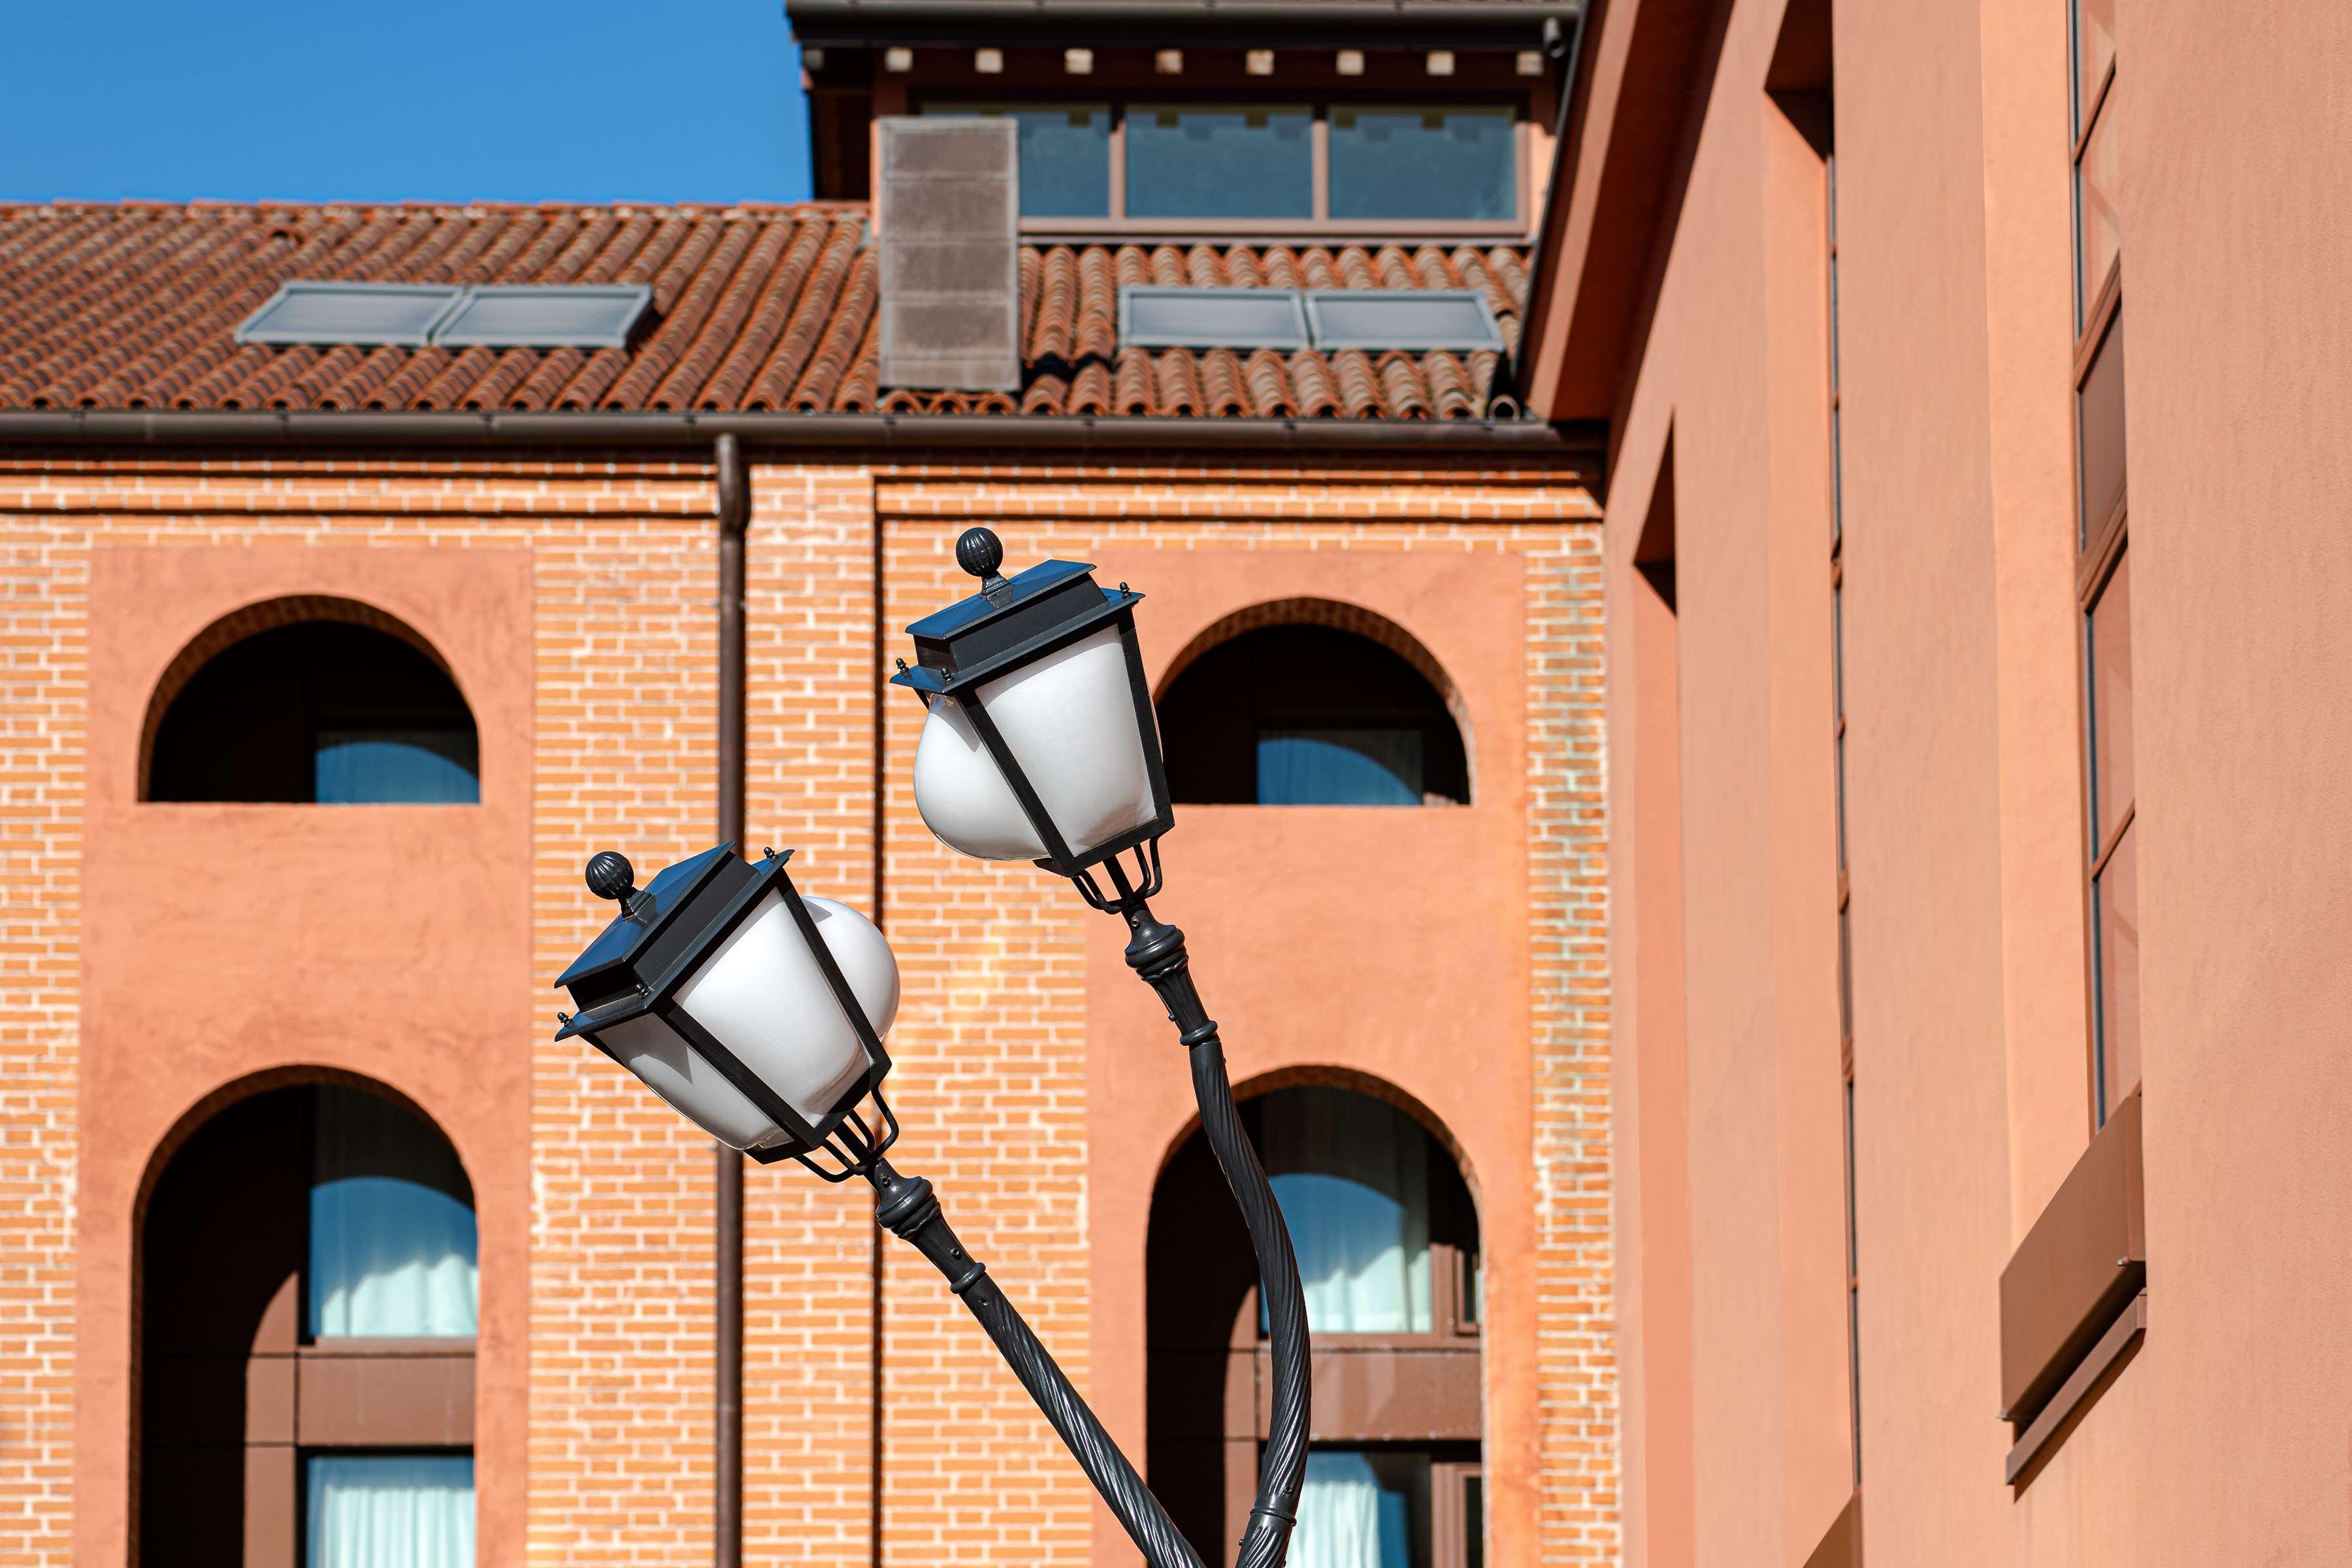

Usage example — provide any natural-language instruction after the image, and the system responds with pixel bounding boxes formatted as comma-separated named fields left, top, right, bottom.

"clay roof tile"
left=0, top=203, right=1529, bottom=421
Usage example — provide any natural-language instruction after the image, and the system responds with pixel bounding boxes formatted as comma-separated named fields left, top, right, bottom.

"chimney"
left=875, top=118, right=1022, bottom=393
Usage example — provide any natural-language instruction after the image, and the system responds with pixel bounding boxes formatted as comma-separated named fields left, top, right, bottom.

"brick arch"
left=136, top=595, right=465, bottom=801
left=1153, top=595, right=1476, bottom=800
left=1144, top=1064, right=1486, bottom=1558
left=127, top=1064, right=472, bottom=1565
left=131, top=1064, right=465, bottom=1243
left=1152, top=1062, right=1480, bottom=1216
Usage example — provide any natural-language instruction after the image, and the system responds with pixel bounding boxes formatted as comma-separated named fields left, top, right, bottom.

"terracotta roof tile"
left=0, top=201, right=1528, bottom=419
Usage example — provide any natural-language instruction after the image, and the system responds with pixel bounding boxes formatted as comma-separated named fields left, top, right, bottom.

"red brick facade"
left=0, top=449, right=1606, bottom=1567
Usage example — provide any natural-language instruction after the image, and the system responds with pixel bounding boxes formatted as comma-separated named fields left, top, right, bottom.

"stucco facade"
left=1517, top=0, right=2352, bottom=1563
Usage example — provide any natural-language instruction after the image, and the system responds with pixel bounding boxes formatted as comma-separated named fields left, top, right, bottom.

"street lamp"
left=555, top=528, right=1307, bottom=1568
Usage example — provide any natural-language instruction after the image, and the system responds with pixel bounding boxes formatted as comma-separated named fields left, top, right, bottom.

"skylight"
left=1120, top=286, right=1309, bottom=351
left=233, top=282, right=655, bottom=351
left=234, top=283, right=465, bottom=348
left=431, top=284, right=653, bottom=350
left=1302, top=289, right=1505, bottom=353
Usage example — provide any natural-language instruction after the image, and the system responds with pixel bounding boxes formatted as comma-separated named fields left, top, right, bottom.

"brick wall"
left=0, top=479, right=86, bottom=1567
left=866, top=464, right=1613, bottom=1567
left=0, top=450, right=1610, bottom=1568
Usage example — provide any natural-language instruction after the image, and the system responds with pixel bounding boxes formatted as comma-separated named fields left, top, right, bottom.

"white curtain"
left=1262, top=1089, right=1432, bottom=1333
left=310, top=1088, right=478, bottom=1338
left=306, top=1454, right=474, bottom=1568
left=1293, top=1452, right=1411, bottom=1568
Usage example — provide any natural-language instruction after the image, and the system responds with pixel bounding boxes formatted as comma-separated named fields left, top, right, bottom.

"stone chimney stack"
left=875, top=118, right=1022, bottom=393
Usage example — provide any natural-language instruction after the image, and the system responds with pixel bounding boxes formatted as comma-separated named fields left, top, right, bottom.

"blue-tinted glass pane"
left=306, top=1454, right=474, bottom=1568
left=925, top=103, right=1111, bottom=217
left=315, top=730, right=478, bottom=804
left=1329, top=104, right=1517, bottom=221
left=1126, top=104, right=1312, bottom=220
left=1256, top=729, right=1423, bottom=806
left=1262, top=1088, right=1433, bottom=1334
left=310, top=1088, right=478, bottom=1338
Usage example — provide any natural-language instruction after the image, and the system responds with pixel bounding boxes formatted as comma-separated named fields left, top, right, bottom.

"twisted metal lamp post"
left=553, top=529, right=1307, bottom=1568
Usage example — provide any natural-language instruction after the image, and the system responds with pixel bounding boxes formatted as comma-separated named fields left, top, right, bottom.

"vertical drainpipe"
left=713, top=433, right=749, bottom=1568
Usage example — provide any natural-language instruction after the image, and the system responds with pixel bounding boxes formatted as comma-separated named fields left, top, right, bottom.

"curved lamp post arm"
left=1117, top=893, right=1310, bottom=1568
left=862, top=887, right=1308, bottom=1568
left=872, top=1160, right=1209, bottom=1568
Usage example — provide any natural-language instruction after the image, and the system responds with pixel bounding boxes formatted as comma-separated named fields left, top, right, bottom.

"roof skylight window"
left=431, top=285, right=653, bottom=349
left=233, top=282, right=465, bottom=348
left=1120, top=286, right=1310, bottom=351
left=233, top=282, right=655, bottom=351
left=1302, top=290, right=1505, bottom=353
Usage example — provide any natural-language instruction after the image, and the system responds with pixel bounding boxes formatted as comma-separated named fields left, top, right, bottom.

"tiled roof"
left=0, top=202, right=1527, bottom=420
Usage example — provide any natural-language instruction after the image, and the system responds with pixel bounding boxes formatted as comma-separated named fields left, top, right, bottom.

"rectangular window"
left=305, top=1452, right=475, bottom=1568
left=926, top=102, right=1111, bottom=217
left=2071, top=0, right=2133, bottom=1129
left=2074, top=311, right=2128, bottom=547
left=2085, top=549, right=2139, bottom=1117
left=1328, top=105, right=1516, bottom=221
left=1126, top=103, right=1314, bottom=220
left=923, top=99, right=1521, bottom=230
left=2074, top=95, right=2121, bottom=328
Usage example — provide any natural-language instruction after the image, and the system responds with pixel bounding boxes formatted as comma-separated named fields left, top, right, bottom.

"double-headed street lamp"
left=555, top=529, right=1309, bottom=1568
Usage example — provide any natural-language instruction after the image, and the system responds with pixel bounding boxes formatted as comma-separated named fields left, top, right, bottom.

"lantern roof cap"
left=553, top=845, right=792, bottom=1045
left=895, top=529, right=1140, bottom=697
left=902, top=555, right=1095, bottom=643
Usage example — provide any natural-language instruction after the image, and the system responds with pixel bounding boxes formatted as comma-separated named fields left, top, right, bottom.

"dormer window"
left=922, top=98, right=1526, bottom=233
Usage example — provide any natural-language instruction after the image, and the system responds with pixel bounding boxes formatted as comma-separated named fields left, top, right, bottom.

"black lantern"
left=896, top=527, right=1313, bottom=1568
left=891, top=527, right=1173, bottom=898
left=551, top=530, right=1312, bottom=1568
left=553, top=844, right=898, bottom=1172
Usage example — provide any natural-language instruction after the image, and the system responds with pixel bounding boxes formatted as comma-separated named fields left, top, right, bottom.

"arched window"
left=146, top=615, right=479, bottom=804
left=140, top=1083, right=478, bottom=1568
left=1149, top=1084, right=1482, bottom=1568
left=1156, top=619, right=1468, bottom=806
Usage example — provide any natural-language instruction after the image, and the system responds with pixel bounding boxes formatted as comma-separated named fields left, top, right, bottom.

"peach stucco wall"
left=1602, top=0, right=2352, bottom=1564
left=75, top=544, right=537, bottom=1568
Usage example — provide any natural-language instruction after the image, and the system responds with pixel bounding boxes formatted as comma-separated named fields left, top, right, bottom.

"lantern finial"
left=584, top=851, right=647, bottom=915
left=955, top=527, right=1010, bottom=595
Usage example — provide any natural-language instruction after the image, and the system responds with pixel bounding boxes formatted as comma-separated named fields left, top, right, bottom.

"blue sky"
left=8, top=0, right=813, bottom=204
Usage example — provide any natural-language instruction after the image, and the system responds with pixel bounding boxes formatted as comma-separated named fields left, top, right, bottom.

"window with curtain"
left=1294, top=1451, right=1426, bottom=1568
left=1148, top=1084, right=1480, bottom=1566
left=1158, top=621, right=1469, bottom=807
left=147, top=615, right=480, bottom=804
left=139, top=1083, right=479, bottom=1568
left=309, top=1086, right=479, bottom=1338
left=1260, top=1088, right=1435, bottom=1333
left=306, top=1454, right=474, bottom=1568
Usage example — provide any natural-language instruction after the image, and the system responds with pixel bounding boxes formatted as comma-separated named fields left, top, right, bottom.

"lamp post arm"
left=1118, top=898, right=1309, bottom=1568
left=870, top=1159, right=1210, bottom=1568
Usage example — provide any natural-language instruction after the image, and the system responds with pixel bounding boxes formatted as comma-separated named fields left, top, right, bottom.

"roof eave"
left=0, top=408, right=1598, bottom=459
left=785, top=0, right=1580, bottom=50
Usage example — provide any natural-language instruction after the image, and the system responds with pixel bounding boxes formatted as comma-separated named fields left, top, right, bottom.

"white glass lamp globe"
left=913, top=625, right=1159, bottom=862
left=602, top=892, right=899, bottom=1152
